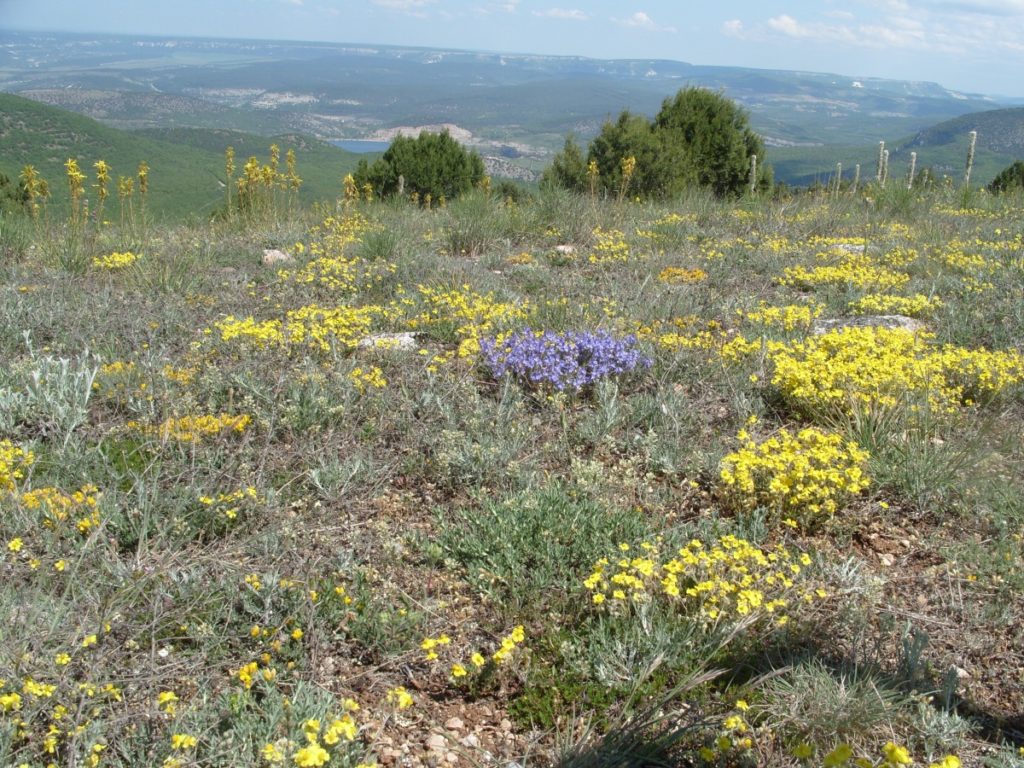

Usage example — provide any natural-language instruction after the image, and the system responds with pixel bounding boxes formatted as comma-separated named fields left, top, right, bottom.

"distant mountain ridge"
left=903, top=107, right=1024, bottom=155
left=2, top=31, right=1020, bottom=192
left=0, top=30, right=1008, bottom=156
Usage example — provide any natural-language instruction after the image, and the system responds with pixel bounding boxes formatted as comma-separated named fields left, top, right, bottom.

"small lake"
left=330, top=139, right=390, bottom=153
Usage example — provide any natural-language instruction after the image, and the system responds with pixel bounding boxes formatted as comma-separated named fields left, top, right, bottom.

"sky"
left=3, top=0, right=1024, bottom=97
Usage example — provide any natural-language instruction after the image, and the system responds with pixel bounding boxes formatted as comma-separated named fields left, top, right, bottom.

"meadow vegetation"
left=0, top=149, right=1023, bottom=768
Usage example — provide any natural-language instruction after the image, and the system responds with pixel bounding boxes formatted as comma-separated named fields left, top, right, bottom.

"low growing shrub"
left=480, top=329, right=651, bottom=393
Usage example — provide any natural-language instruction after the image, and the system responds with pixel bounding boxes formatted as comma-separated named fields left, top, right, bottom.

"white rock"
left=426, top=734, right=448, bottom=752
left=262, top=248, right=292, bottom=265
left=358, top=332, right=419, bottom=351
left=444, top=717, right=464, bottom=731
left=554, top=244, right=575, bottom=254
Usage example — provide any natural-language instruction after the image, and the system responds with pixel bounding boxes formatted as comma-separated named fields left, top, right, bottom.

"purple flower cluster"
left=480, top=329, right=652, bottom=392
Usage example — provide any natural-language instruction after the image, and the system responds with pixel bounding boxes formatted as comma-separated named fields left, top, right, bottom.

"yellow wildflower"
left=171, top=734, right=198, bottom=750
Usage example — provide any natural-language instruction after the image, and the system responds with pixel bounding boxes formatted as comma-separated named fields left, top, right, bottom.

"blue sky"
left=4, top=0, right=1024, bottom=96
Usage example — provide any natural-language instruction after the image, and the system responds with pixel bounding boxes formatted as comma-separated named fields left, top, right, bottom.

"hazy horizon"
left=3, top=0, right=1024, bottom=98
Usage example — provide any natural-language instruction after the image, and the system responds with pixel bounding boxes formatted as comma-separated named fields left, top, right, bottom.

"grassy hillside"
left=905, top=107, right=1024, bottom=155
left=15, top=88, right=295, bottom=134
left=135, top=126, right=379, bottom=204
left=0, top=93, right=364, bottom=220
left=770, top=129, right=1016, bottom=188
left=1, top=184, right=1023, bottom=767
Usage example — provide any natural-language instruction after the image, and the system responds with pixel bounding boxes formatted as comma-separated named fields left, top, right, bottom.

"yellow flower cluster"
left=937, top=241, right=1000, bottom=275
left=490, top=624, right=527, bottom=664
left=214, top=316, right=284, bottom=348
left=792, top=740, right=960, bottom=767
left=719, top=427, right=870, bottom=522
left=348, top=366, right=387, bottom=394
left=508, top=251, right=535, bottom=265
left=584, top=535, right=824, bottom=625
left=741, top=302, right=824, bottom=333
left=100, top=360, right=135, bottom=376
left=170, top=733, right=198, bottom=750
left=0, top=668, right=121, bottom=762
left=278, top=253, right=366, bottom=294
left=197, top=487, right=260, bottom=521
left=161, top=364, right=198, bottom=385
left=129, top=413, right=251, bottom=442
left=635, top=212, right=695, bottom=246
left=638, top=316, right=727, bottom=353
left=822, top=238, right=871, bottom=255
left=657, top=266, right=708, bottom=285
left=386, top=686, right=414, bottom=710
left=279, top=253, right=393, bottom=297
left=260, top=701, right=363, bottom=766
left=20, top=485, right=102, bottom=535
left=409, top=284, right=530, bottom=358
left=419, top=633, right=452, bottom=662
left=286, top=305, right=381, bottom=354
left=778, top=254, right=909, bottom=292
left=92, top=251, right=139, bottom=270
left=307, top=212, right=372, bottom=256
left=215, top=304, right=383, bottom=355
left=158, top=690, right=179, bottom=715
left=276, top=213, right=395, bottom=295
left=588, top=227, right=632, bottom=264
left=0, top=690, right=22, bottom=712
left=653, top=212, right=694, bottom=226
left=699, top=703, right=753, bottom=763
left=421, top=625, right=527, bottom=681
left=93, top=360, right=148, bottom=402
left=847, top=293, right=943, bottom=317
left=769, top=327, right=1024, bottom=415
left=0, top=440, right=34, bottom=493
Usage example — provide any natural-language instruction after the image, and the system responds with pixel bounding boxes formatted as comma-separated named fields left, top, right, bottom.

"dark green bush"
left=352, top=129, right=485, bottom=203
left=988, top=160, right=1024, bottom=193
left=543, top=87, right=770, bottom=199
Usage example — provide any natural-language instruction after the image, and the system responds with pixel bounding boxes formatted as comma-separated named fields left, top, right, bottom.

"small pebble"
left=426, top=734, right=447, bottom=752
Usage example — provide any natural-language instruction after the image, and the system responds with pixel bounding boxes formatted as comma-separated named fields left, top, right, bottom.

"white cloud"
left=469, top=1, right=518, bottom=16
left=763, top=12, right=945, bottom=50
left=766, top=14, right=808, bottom=37
left=532, top=8, right=588, bottom=20
left=372, top=0, right=435, bottom=12
left=722, top=19, right=744, bottom=37
left=613, top=11, right=676, bottom=32
left=928, top=0, right=1024, bottom=14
